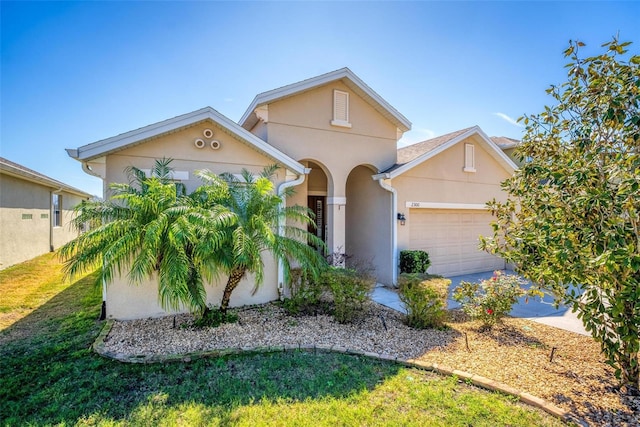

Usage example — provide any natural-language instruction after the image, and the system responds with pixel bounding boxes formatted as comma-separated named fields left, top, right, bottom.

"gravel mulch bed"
left=102, top=300, right=639, bottom=426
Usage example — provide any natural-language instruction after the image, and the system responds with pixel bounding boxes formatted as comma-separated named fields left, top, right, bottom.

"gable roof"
left=375, top=126, right=518, bottom=179
left=490, top=136, right=520, bottom=149
left=66, top=107, right=309, bottom=176
left=0, top=157, right=92, bottom=198
left=239, top=67, right=412, bottom=133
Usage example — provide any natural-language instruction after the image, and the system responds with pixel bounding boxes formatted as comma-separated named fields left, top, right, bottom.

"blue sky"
left=2, top=1, right=639, bottom=196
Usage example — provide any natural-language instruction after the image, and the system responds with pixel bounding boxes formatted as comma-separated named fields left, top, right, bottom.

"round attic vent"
left=203, top=128, right=214, bottom=138
left=210, top=140, right=222, bottom=150
left=194, top=138, right=206, bottom=149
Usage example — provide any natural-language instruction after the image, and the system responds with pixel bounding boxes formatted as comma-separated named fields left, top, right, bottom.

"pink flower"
left=486, top=309, right=494, bottom=315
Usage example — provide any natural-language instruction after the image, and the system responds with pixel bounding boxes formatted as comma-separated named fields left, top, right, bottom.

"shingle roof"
left=397, top=127, right=475, bottom=164
left=490, top=136, right=520, bottom=149
left=0, top=157, right=92, bottom=197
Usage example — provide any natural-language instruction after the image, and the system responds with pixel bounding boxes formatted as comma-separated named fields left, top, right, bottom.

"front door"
left=308, top=196, right=326, bottom=246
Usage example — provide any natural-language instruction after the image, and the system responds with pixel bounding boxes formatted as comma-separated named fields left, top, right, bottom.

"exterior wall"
left=502, top=147, right=523, bottom=166
left=345, top=165, right=392, bottom=284
left=101, top=122, right=286, bottom=319
left=265, top=81, right=399, bottom=195
left=393, top=135, right=512, bottom=251
left=0, top=174, right=86, bottom=269
left=52, top=192, right=88, bottom=250
left=106, top=253, right=279, bottom=320
left=105, top=122, right=287, bottom=195
left=255, top=81, right=400, bottom=258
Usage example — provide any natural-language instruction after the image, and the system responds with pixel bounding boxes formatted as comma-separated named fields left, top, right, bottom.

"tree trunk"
left=620, top=303, right=640, bottom=395
left=220, top=267, right=246, bottom=315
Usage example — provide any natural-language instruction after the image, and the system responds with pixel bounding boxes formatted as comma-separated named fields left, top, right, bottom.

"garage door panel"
left=408, top=209, right=505, bottom=276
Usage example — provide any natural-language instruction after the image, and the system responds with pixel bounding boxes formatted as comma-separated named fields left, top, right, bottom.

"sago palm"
left=59, top=158, right=209, bottom=316
left=192, top=165, right=326, bottom=315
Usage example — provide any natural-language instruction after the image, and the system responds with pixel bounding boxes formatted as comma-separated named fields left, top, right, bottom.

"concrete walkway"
left=371, top=270, right=589, bottom=336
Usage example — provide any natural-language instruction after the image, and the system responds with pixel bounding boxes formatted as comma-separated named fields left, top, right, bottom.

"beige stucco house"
left=67, top=68, right=518, bottom=320
left=0, top=157, right=92, bottom=270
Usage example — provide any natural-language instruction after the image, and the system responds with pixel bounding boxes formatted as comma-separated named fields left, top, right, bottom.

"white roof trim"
left=379, top=126, right=518, bottom=180
left=239, top=67, right=411, bottom=133
left=0, top=158, right=92, bottom=198
left=66, top=107, right=308, bottom=176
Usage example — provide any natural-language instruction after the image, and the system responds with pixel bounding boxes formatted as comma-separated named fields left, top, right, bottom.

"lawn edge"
left=92, top=320, right=582, bottom=425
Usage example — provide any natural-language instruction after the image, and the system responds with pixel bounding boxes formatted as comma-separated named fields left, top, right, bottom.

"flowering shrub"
left=452, top=271, right=543, bottom=329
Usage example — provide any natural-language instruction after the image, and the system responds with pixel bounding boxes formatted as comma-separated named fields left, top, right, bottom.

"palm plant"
left=59, top=158, right=209, bottom=316
left=61, top=159, right=326, bottom=322
left=192, top=165, right=327, bottom=315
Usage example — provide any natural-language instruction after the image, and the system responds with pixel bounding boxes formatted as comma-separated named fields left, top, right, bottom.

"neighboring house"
left=0, top=157, right=92, bottom=270
left=491, top=136, right=522, bottom=165
left=66, top=67, right=518, bottom=319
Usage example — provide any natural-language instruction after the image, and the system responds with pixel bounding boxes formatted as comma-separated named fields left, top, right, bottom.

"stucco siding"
left=345, top=166, right=392, bottom=284
left=0, top=174, right=85, bottom=269
left=265, top=81, right=399, bottom=187
left=100, top=123, right=290, bottom=319
left=394, top=135, right=511, bottom=251
left=104, top=122, right=288, bottom=195
left=106, top=254, right=279, bottom=320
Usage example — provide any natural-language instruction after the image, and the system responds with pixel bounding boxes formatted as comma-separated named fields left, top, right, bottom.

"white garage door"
left=409, top=209, right=505, bottom=276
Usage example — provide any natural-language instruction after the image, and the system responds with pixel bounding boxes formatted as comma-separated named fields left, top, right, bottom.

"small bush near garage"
left=320, top=267, right=375, bottom=323
left=399, top=250, right=431, bottom=274
left=398, top=273, right=450, bottom=329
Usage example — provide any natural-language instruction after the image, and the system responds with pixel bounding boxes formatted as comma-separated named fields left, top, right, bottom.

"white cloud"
left=398, top=127, right=436, bottom=148
left=493, top=112, right=524, bottom=128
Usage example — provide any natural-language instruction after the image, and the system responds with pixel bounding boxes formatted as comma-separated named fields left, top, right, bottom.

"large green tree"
left=482, top=38, right=640, bottom=393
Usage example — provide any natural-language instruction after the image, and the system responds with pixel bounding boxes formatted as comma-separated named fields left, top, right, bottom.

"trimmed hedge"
left=399, top=250, right=431, bottom=274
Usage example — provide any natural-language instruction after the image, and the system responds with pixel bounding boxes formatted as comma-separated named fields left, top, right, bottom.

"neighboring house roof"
left=491, top=136, right=520, bottom=150
left=66, top=107, right=309, bottom=176
left=376, top=125, right=518, bottom=179
left=239, top=67, right=412, bottom=133
left=0, top=157, right=92, bottom=198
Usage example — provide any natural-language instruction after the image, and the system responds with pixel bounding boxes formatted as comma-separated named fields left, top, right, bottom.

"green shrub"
left=283, top=268, right=325, bottom=315
left=398, top=273, right=450, bottom=329
left=452, top=271, right=543, bottom=329
left=399, top=250, right=431, bottom=274
left=321, top=267, right=375, bottom=323
left=192, top=308, right=239, bottom=328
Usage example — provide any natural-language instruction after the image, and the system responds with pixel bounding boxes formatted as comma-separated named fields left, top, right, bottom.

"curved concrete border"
left=93, top=320, right=583, bottom=426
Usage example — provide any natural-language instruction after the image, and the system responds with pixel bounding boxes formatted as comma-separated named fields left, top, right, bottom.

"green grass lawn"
left=0, top=254, right=565, bottom=426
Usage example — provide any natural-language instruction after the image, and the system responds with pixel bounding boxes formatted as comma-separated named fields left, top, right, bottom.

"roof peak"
left=239, top=67, right=411, bottom=133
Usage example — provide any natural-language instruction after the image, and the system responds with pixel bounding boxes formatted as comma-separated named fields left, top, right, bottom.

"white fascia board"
left=389, top=126, right=518, bottom=179
left=72, top=108, right=214, bottom=160
left=406, top=201, right=488, bottom=210
left=389, top=127, right=480, bottom=179
left=475, top=127, right=519, bottom=172
left=239, top=68, right=411, bottom=132
left=0, top=162, right=92, bottom=198
left=69, top=107, right=308, bottom=176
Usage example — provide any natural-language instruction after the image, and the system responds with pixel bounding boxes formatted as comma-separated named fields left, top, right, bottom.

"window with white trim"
left=52, top=194, right=62, bottom=227
left=464, top=143, right=476, bottom=172
left=331, top=90, right=352, bottom=128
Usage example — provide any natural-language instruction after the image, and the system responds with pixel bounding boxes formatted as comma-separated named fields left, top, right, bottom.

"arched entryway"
left=304, top=160, right=329, bottom=250
left=345, top=165, right=393, bottom=284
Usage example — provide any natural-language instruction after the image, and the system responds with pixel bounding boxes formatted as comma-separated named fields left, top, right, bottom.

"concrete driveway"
left=371, top=270, right=589, bottom=336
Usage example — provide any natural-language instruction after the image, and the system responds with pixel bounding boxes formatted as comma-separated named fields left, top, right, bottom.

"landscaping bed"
left=102, top=300, right=639, bottom=426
